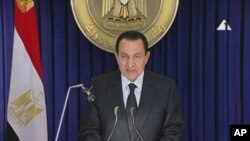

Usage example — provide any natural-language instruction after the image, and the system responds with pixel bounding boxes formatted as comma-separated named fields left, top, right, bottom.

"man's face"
left=115, top=38, right=150, bottom=82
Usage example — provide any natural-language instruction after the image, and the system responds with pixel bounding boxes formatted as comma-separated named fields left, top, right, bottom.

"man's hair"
left=115, top=31, right=149, bottom=54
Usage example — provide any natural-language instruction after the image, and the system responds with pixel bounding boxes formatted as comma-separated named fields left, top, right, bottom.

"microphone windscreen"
left=130, top=107, right=136, bottom=117
left=114, top=106, right=120, bottom=117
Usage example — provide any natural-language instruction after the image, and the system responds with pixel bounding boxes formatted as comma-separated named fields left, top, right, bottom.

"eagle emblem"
left=8, top=89, right=44, bottom=127
left=102, top=0, right=147, bottom=30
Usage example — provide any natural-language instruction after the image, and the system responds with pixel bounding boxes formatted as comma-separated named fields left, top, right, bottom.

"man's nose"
left=127, top=58, right=134, bottom=68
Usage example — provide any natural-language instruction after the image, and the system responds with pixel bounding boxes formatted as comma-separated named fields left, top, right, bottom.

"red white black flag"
left=7, top=0, right=48, bottom=140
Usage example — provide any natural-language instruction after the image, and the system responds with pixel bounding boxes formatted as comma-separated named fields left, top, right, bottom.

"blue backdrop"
left=1, top=0, right=250, bottom=141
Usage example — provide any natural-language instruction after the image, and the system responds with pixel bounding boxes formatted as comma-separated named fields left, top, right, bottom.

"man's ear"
left=145, top=52, right=150, bottom=64
left=114, top=52, right=119, bottom=63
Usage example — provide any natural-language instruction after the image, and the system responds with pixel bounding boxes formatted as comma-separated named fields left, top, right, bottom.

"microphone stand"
left=54, top=84, right=91, bottom=141
left=130, top=107, right=144, bottom=141
left=107, top=106, right=120, bottom=141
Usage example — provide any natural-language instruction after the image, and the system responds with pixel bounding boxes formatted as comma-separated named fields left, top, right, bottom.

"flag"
left=7, top=0, right=48, bottom=141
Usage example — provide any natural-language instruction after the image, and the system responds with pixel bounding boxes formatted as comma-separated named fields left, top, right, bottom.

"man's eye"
left=135, top=55, right=141, bottom=58
left=121, top=55, right=128, bottom=59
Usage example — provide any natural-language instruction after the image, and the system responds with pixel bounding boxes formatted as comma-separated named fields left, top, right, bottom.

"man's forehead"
left=119, top=51, right=144, bottom=55
left=118, top=38, right=146, bottom=54
left=119, top=39, right=144, bottom=49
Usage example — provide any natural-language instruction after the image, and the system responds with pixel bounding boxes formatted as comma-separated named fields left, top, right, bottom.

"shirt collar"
left=121, top=71, right=144, bottom=91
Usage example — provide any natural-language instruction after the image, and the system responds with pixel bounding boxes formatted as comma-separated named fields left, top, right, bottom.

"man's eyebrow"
left=134, top=52, right=143, bottom=55
left=120, top=52, right=128, bottom=55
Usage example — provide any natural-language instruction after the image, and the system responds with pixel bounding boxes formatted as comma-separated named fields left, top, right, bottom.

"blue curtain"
left=1, top=0, right=250, bottom=141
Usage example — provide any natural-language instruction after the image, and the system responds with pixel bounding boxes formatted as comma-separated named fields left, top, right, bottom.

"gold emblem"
left=16, top=0, right=34, bottom=13
left=71, top=0, right=179, bottom=53
left=102, top=0, right=147, bottom=30
left=8, top=89, right=44, bottom=127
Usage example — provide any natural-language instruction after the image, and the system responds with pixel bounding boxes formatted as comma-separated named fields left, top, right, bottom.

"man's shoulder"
left=145, top=71, right=177, bottom=91
left=145, top=70, right=174, bottom=83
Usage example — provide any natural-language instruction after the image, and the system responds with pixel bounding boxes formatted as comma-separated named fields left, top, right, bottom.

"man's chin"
left=125, top=75, right=138, bottom=82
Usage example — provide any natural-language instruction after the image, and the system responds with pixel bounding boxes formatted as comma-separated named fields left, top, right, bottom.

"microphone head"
left=130, top=107, right=136, bottom=117
left=87, top=95, right=95, bottom=102
left=114, top=106, right=120, bottom=117
left=81, top=86, right=96, bottom=102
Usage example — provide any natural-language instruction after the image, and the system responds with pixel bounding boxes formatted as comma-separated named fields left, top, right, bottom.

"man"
left=80, top=31, right=184, bottom=141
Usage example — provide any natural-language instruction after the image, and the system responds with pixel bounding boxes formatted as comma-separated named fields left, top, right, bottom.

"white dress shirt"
left=121, top=72, right=144, bottom=108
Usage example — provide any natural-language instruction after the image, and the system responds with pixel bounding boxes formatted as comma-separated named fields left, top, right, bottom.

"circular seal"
left=71, top=0, right=179, bottom=53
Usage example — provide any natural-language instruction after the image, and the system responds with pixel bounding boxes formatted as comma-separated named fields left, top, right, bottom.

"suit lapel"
left=107, top=71, right=130, bottom=141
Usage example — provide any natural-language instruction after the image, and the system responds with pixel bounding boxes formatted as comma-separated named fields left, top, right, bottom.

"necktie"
left=126, top=83, right=137, bottom=138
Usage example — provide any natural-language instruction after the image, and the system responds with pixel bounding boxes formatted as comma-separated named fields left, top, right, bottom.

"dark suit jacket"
left=80, top=70, right=184, bottom=141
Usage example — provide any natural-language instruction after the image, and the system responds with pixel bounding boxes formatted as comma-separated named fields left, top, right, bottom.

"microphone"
left=55, top=84, right=94, bottom=141
left=107, top=106, right=120, bottom=141
left=130, top=107, right=145, bottom=141
left=80, top=85, right=95, bottom=102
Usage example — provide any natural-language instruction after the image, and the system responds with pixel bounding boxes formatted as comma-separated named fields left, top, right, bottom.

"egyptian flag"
left=7, top=0, right=48, bottom=141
